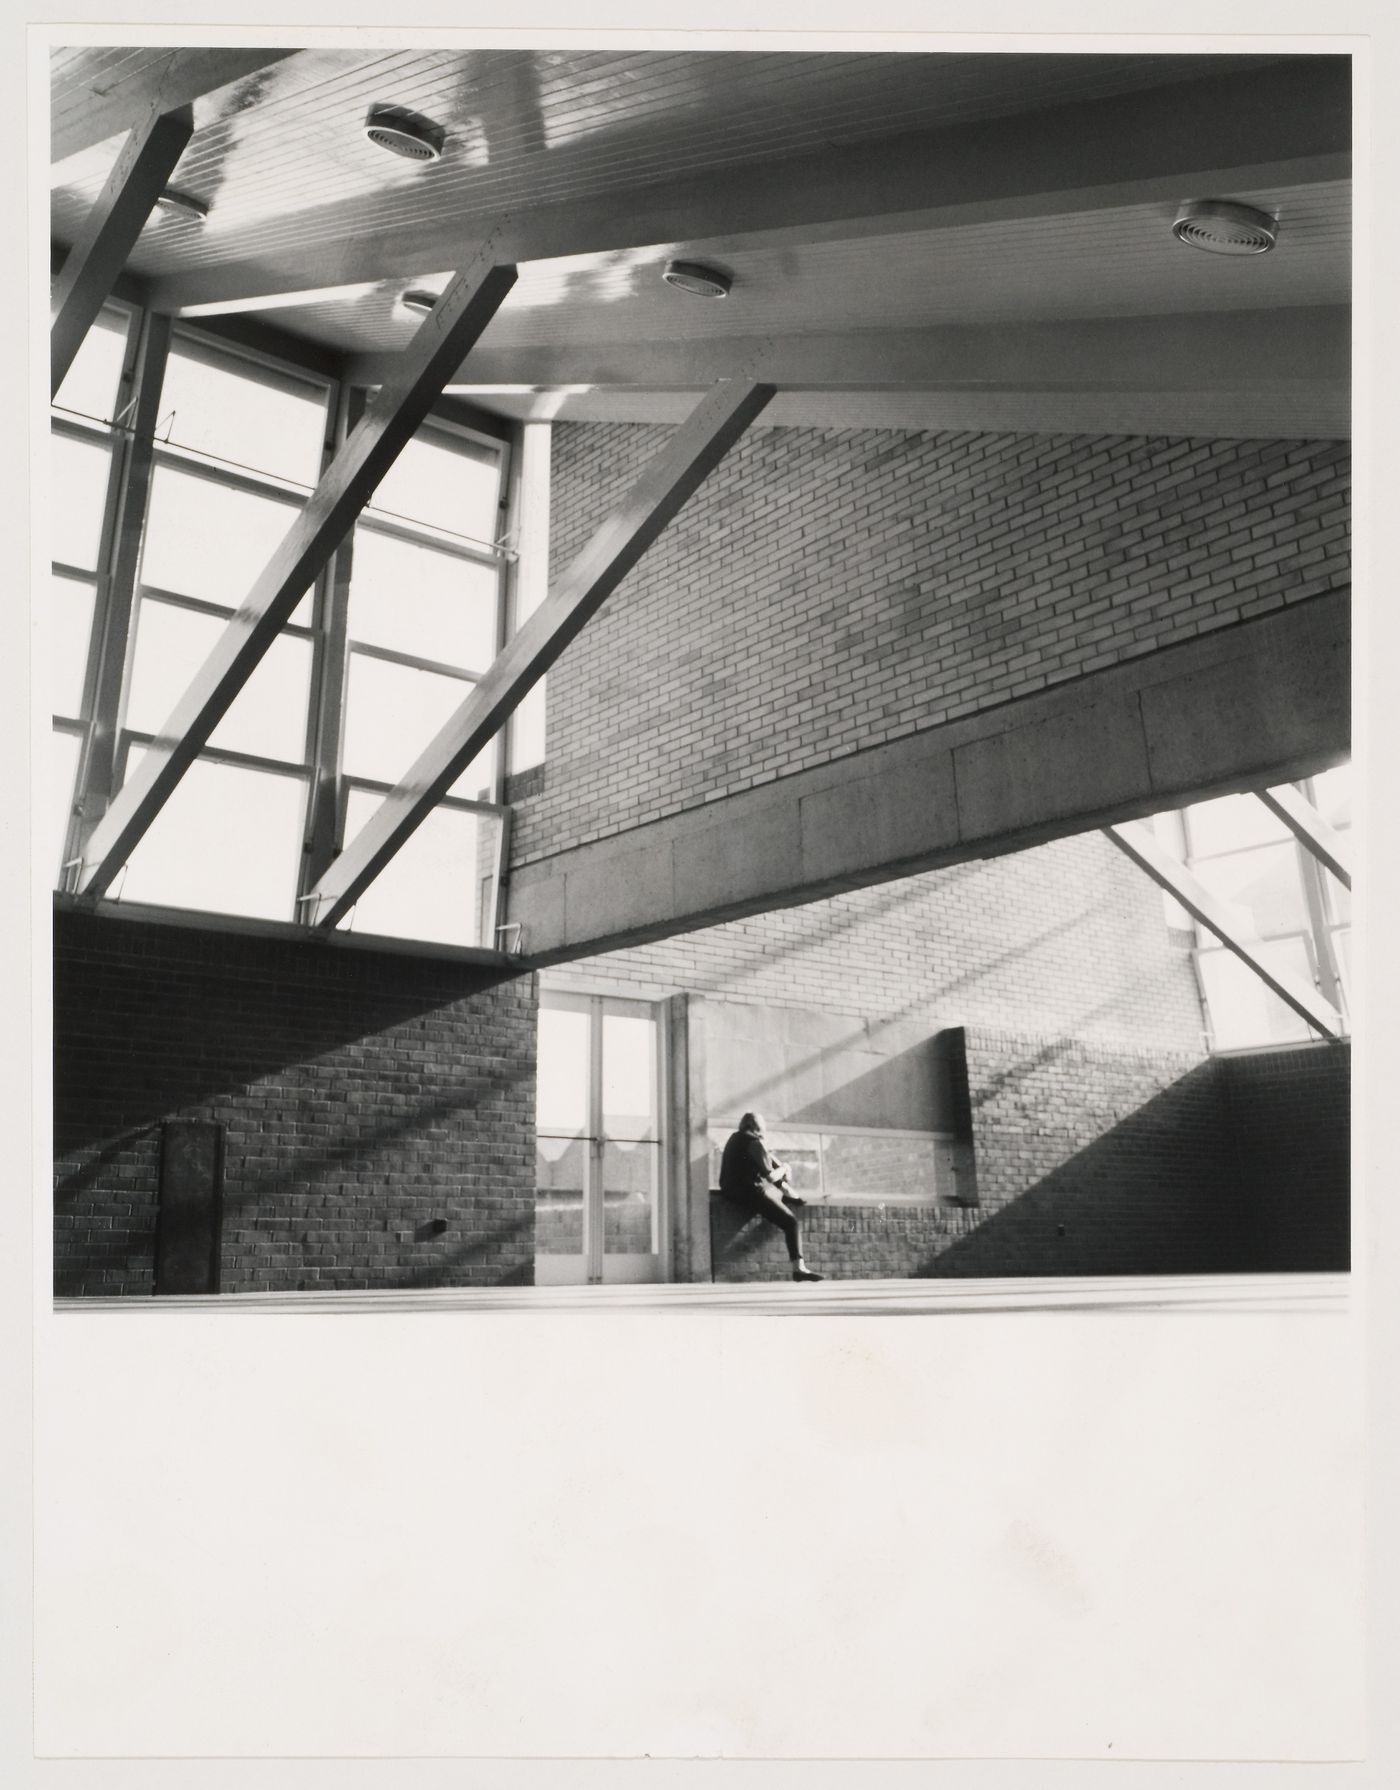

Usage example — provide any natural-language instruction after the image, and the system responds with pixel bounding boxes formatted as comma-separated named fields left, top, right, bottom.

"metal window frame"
left=1108, top=818, right=1343, bottom=1041
left=1172, top=778, right=1353, bottom=1048
left=74, top=251, right=518, bottom=899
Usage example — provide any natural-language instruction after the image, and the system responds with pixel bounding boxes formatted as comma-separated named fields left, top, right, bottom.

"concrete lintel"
left=508, top=593, right=1349, bottom=967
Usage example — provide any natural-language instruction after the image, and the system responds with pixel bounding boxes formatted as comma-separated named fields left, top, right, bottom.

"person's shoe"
left=782, top=1191, right=807, bottom=1208
left=793, top=1267, right=823, bottom=1282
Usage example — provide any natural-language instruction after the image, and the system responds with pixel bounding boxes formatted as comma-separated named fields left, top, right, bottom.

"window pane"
left=126, top=598, right=311, bottom=763
left=601, top=1012, right=656, bottom=1140
left=1310, top=764, right=1352, bottom=829
left=162, top=336, right=328, bottom=486
left=822, top=1132, right=949, bottom=1202
left=50, top=574, right=96, bottom=719
left=51, top=727, right=83, bottom=885
left=51, top=432, right=112, bottom=572
left=343, top=653, right=495, bottom=798
left=537, top=1006, right=590, bottom=1136
left=140, top=466, right=309, bottom=615
left=508, top=680, right=547, bottom=774
left=763, top=1131, right=823, bottom=1199
left=53, top=307, right=130, bottom=426
left=349, top=528, right=499, bottom=668
left=365, top=428, right=502, bottom=541
left=1186, top=791, right=1291, bottom=858
left=1197, top=942, right=1315, bottom=1049
left=338, top=790, right=498, bottom=947
left=603, top=1140, right=659, bottom=1255
left=118, top=749, right=307, bottom=920
left=535, top=1134, right=585, bottom=1256
left=1192, top=841, right=1310, bottom=939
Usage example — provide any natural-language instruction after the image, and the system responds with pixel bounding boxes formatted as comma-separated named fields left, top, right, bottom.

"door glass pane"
left=161, top=336, right=328, bottom=486
left=141, top=466, right=310, bottom=618
left=603, top=1140, right=659, bottom=1255
left=339, top=789, right=498, bottom=947
left=52, top=432, right=112, bottom=572
left=601, top=1011, right=656, bottom=1140
left=537, top=1006, right=590, bottom=1135
left=118, top=749, right=307, bottom=920
left=343, top=652, right=494, bottom=798
left=50, top=574, right=96, bottom=719
left=1191, top=842, right=1310, bottom=941
left=366, top=428, right=502, bottom=542
left=1197, top=942, right=1315, bottom=1049
left=126, top=598, right=312, bottom=764
left=51, top=727, right=83, bottom=885
left=349, top=528, right=500, bottom=669
left=1186, top=791, right=1291, bottom=858
left=535, top=1135, right=585, bottom=1257
left=53, top=307, right=130, bottom=426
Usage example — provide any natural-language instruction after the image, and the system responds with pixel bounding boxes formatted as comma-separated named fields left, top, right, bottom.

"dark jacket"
left=719, top=1130, right=783, bottom=1199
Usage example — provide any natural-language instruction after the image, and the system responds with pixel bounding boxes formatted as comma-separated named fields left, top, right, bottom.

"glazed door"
left=535, top=994, right=666, bottom=1285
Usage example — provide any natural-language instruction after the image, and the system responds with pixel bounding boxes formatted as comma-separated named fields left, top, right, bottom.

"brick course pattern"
left=511, top=424, right=1349, bottom=865
left=53, top=912, right=538, bottom=1297
left=1219, top=1042, right=1351, bottom=1271
left=568, top=830, right=1205, bottom=1054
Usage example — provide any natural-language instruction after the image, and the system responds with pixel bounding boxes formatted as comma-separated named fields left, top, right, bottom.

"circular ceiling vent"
left=365, top=107, right=445, bottom=162
left=154, top=188, right=208, bottom=224
left=400, top=289, right=439, bottom=315
left=1172, top=199, right=1279, bottom=256
left=662, top=259, right=732, bottom=299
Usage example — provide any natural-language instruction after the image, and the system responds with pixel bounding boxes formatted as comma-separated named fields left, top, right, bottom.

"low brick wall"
left=54, top=911, right=539, bottom=1296
left=709, top=1031, right=1349, bottom=1282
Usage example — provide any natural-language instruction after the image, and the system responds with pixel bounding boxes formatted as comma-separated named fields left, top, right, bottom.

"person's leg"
left=750, top=1185, right=822, bottom=1281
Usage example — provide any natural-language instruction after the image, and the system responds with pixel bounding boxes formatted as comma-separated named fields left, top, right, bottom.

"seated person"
left=718, top=1111, right=822, bottom=1283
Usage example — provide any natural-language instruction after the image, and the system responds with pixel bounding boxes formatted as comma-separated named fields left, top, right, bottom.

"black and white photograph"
left=16, top=2, right=1394, bottom=1776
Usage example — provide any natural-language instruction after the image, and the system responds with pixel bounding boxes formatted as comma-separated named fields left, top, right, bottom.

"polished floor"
left=55, top=1271, right=1349, bottom=1316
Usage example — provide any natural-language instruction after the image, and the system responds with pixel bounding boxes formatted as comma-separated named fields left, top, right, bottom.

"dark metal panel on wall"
left=154, top=1119, right=223, bottom=1294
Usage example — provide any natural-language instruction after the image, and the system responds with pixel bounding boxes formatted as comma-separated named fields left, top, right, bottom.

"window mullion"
left=66, top=307, right=171, bottom=891
left=299, top=381, right=362, bottom=909
left=1296, top=829, right=1347, bottom=1024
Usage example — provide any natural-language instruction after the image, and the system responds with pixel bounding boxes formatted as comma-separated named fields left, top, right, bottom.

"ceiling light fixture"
left=1172, top=199, right=1279, bottom=256
left=400, top=289, right=439, bottom=315
left=153, top=188, right=208, bottom=224
left=365, top=106, right=446, bottom=163
left=661, top=259, right=732, bottom=299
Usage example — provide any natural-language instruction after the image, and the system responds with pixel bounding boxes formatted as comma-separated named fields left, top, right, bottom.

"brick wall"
left=511, top=424, right=1349, bottom=865
left=560, top=830, right=1205, bottom=1054
left=53, top=911, right=538, bottom=1297
left=1219, top=1043, right=1351, bottom=1270
left=709, top=1033, right=1347, bottom=1282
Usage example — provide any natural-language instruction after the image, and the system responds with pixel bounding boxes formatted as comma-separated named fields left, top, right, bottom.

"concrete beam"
left=75, top=246, right=518, bottom=898
left=148, top=59, right=1349, bottom=316
left=304, top=379, right=775, bottom=929
left=51, top=104, right=193, bottom=396
left=1104, top=820, right=1342, bottom=1040
left=345, top=308, right=1351, bottom=400
left=52, top=48, right=299, bottom=164
left=506, top=591, right=1349, bottom=967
